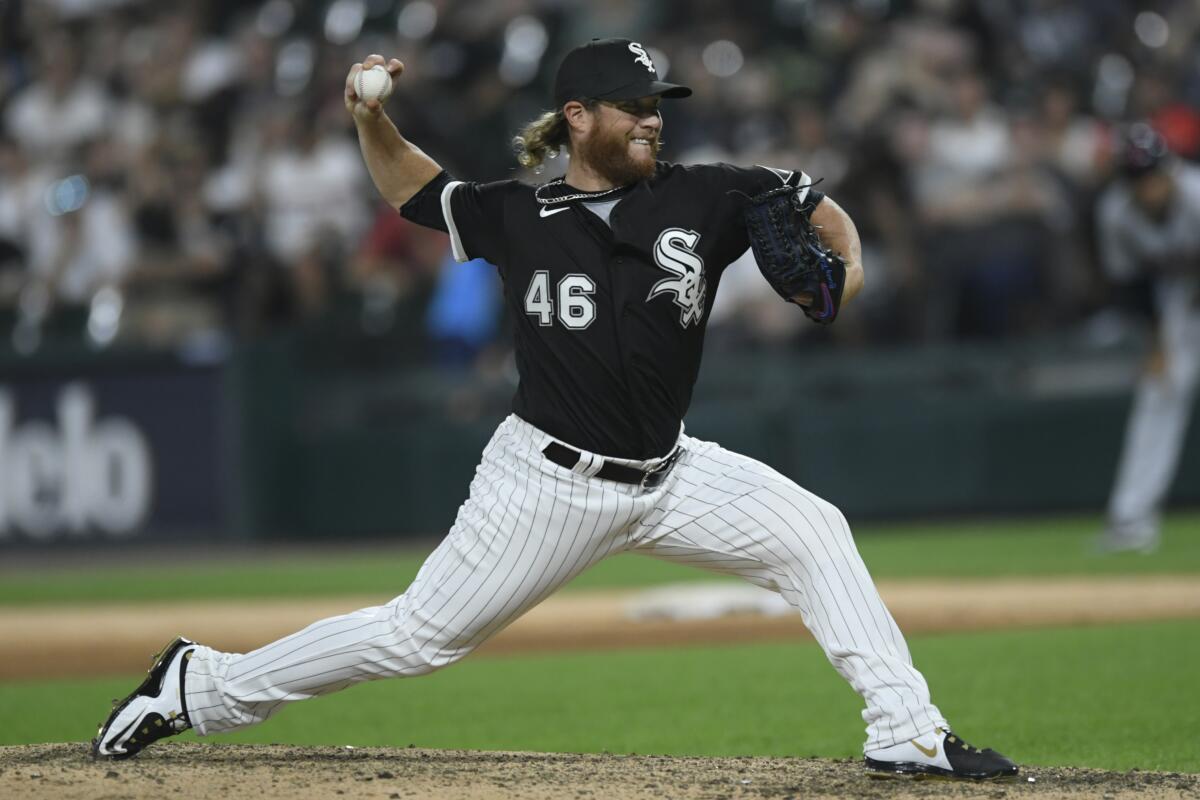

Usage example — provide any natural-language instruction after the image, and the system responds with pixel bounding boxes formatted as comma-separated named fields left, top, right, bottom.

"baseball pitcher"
left=94, top=38, right=1018, bottom=780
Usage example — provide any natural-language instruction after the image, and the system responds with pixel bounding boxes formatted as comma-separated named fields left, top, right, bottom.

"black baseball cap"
left=553, top=38, right=692, bottom=108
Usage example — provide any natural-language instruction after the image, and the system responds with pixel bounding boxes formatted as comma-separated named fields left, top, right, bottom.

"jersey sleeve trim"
left=794, top=170, right=812, bottom=206
left=440, top=180, right=469, bottom=262
left=752, top=165, right=810, bottom=189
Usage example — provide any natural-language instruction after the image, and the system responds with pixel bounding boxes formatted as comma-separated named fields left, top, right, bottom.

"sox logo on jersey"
left=649, top=228, right=707, bottom=327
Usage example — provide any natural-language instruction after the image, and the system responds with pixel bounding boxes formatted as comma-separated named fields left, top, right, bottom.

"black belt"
left=542, top=441, right=684, bottom=490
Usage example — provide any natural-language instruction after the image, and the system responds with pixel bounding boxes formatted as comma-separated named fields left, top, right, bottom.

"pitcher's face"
left=575, top=97, right=663, bottom=185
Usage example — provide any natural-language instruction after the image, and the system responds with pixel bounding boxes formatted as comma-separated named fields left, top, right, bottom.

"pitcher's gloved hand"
left=741, top=184, right=846, bottom=324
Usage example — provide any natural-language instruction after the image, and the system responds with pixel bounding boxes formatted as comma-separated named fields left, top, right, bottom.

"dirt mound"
left=2, top=743, right=1196, bottom=799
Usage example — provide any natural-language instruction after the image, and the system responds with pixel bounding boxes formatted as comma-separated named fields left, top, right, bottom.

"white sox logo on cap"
left=648, top=228, right=706, bottom=327
left=553, top=38, right=690, bottom=106
left=628, top=42, right=655, bottom=73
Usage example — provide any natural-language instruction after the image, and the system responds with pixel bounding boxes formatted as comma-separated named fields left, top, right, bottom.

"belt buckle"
left=640, top=448, right=683, bottom=491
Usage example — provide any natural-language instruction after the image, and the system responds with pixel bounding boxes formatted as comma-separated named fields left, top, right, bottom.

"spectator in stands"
left=4, top=33, right=111, bottom=167
left=122, top=134, right=231, bottom=346
left=0, top=0, right=1195, bottom=360
left=25, top=141, right=136, bottom=312
left=258, top=105, right=368, bottom=318
left=1035, top=80, right=1111, bottom=190
left=911, top=69, right=1059, bottom=339
left=350, top=203, right=451, bottom=338
left=0, top=135, right=45, bottom=305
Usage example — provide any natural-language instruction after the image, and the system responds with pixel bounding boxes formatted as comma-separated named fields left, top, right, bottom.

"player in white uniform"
left=93, top=43, right=1018, bottom=780
left=1096, top=124, right=1200, bottom=553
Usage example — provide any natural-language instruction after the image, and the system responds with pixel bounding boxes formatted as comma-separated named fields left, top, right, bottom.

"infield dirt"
left=3, top=743, right=1198, bottom=799
left=3, top=575, right=1198, bottom=679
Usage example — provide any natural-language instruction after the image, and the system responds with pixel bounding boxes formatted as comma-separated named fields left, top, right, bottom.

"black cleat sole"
left=865, top=756, right=1019, bottom=781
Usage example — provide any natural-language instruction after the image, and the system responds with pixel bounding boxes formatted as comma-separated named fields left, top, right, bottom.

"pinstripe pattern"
left=184, top=416, right=945, bottom=751
left=185, top=416, right=652, bottom=734
left=629, top=434, right=946, bottom=750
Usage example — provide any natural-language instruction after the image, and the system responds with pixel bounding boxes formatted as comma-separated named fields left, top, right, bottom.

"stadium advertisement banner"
left=0, top=367, right=230, bottom=545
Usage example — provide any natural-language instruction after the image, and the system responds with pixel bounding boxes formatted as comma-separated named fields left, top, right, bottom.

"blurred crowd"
left=1, top=0, right=1199, bottom=364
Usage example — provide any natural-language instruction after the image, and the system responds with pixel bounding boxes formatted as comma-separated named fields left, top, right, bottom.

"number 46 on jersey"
left=524, top=271, right=597, bottom=330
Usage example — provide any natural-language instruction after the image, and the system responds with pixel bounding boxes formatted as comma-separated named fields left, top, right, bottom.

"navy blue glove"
left=742, top=185, right=846, bottom=325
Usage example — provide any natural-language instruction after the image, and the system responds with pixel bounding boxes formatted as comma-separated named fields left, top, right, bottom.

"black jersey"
left=402, top=161, right=816, bottom=459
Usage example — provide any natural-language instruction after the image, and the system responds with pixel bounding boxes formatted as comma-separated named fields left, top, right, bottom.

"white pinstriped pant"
left=186, top=414, right=947, bottom=751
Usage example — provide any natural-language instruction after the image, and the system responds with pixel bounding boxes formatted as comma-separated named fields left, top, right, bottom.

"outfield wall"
left=2, top=334, right=1198, bottom=547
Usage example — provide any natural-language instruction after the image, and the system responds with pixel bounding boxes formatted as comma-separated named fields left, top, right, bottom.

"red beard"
left=575, top=125, right=660, bottom=186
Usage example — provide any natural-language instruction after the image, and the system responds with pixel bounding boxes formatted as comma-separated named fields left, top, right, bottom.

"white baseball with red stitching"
left=354, top=64, right=392, bottom=103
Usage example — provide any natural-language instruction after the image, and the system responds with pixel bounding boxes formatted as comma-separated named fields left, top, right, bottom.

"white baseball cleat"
left=92, top=636, right=195, bottom=759
left=864, top=728, right=1019, bottom=780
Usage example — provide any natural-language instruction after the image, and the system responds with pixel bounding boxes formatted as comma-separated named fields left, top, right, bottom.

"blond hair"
left=512, top=101, right=597, bottom=170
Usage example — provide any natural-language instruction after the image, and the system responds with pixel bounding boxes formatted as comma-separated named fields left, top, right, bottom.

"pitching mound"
left=3, top=744, right=1197, bottom=799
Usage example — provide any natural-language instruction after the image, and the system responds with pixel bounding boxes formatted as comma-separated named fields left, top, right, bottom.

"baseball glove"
left=741, top=185, right=846, bottom=325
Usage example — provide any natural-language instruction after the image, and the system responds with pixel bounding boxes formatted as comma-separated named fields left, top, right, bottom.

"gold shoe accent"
left=911, top=738, right=938, bottom=758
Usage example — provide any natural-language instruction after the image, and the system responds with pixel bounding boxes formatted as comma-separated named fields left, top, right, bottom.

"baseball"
left=354, top=64, right=392, bottom=103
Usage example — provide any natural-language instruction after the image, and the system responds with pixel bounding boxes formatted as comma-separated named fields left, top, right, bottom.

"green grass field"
left=2, top=513, right=1198, bottom=772
left=3, top=512, right=1199, bottom=607
left=2, top=621, right=1197, bottom=771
